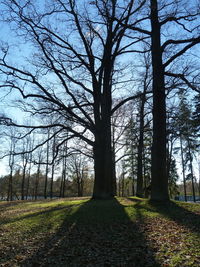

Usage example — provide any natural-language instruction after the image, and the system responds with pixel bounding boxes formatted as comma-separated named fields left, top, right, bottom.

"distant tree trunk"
left=59, top=175, right=63, bottom=198
left=150, top=0, right=169, bottom=201
left=50, top=161, right=55, bottom=199
left=131, top=146, right=135, bottom=196
left=62, top=155, right=67, bottom=198
left=143, top=154, right=148, bottom=198
left=111, top=124, right=117, bottom=197
left=118, top=178, right=121, bottom=197
left=26, top=141, right=33, bottom=200
left=187, top=138, right=196, bottom=202
left=136, top=134, right=144, bottom=197
left=77, top=173, right=83, bottom=197
left=21, top=162, right=27, bottom=200
left=180, top=136, right=187, bottom=201
left=35, top=164, right=40, bottom=200
left=166, top=138, right=174, bottom=181
left=7, top=165, right=13, bottom=201
left=50, top=136, right=56, bottom=199
left=74, top=159, right=83, bottom=197
left=136, top=96, right=146, bottom=197
left=7, top=138, right=15, bottom=201
left=62, top=141, right=68, bottom=198
left=44, top=131, right=50, bottom=199
left=26, top=165, right=31, bottom=200
left=122, top=172, right=125, bottom=197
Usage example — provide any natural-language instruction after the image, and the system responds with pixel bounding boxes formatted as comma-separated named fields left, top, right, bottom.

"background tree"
left=122, top=0, right=200, bottom=201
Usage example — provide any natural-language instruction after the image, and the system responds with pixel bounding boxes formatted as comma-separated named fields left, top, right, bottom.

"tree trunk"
left=92, top=128, right=114, bottom=199
left=35, top=164, right=40, bottom=200
left=180, top=136, right=187, bottom=201
left=44, top=133, right=50, bottom=199
left=50, top=136, right=56, bottom=199
left=166, top=139, right=173, bottom=181
left=50, top=162, right=55, bottom=199
left=21, top=164, right=27, bottom=200
left=7, top=171, right=13, bottom=201
left=7, top=152, right=14, bottom=201
left=62, top=153, right=67, bottom=198
left=136, top=103, right=145, bottom=197
left=131, top=145, right=135, bottom=196
left=77, top=174, right=82, bottom=197
left=111, top=126, right=117, bottom=196
left=150, top=0, right=169, bottom=201
left=188, top=138, right=196, bottom=202
left=136, top=141, right=143, bottom=197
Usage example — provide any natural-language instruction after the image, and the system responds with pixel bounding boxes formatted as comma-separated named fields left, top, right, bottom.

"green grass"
left=0, top=197, right=199, bottom=266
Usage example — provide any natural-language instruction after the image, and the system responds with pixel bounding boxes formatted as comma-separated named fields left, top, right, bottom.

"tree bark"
left=136, top=95, right=146, bottom=197
left=50, top=136, right=56, bottom=199
left=150, top=0, right=169, bottom=201
left=92, top=127, right=114, bottom=199
left=35, top=164, right=40, bottom=200
left=187, top=138, right=196, bottom=202
left=44, top=132, right=50, bottom=199
left=62, top=149, right=67, bottom=198
left=180, top=136, right=187, bottom=201
left=21, top=164, right=27, bottom=200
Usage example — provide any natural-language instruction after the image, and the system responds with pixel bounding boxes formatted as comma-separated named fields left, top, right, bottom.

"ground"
left=0, top=197, right=200, bottom=266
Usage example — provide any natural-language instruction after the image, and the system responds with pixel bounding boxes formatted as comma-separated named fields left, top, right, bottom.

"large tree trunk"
left=92, top=127, right=114, bottom=199
left=150, top=0, right=169, bottom=201
left=92, top=21, right=116, bottom=199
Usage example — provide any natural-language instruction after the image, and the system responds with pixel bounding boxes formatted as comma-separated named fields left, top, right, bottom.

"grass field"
left=0, top=197, right=200, bottom=266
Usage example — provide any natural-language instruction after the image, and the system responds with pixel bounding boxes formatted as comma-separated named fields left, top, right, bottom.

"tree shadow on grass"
left=127, top=198, right=200, bottom=233
left=19, top=198, right=161, bottom=267
left=148, top=200, right=200, bottom=235
left=126, top=198, right=200, bottom=266
left=0, top=205, right=78, bottom=226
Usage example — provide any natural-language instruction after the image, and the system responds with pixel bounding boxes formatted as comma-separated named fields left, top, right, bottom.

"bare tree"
left=0, top=0, right=146, bottom=199
left=120, top=0, right=200, bottom=201
left=67, top=153, right=89, bottom=197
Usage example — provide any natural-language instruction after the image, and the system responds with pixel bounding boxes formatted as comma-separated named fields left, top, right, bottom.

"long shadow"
left=17, top=198, right=161, bottom=267
left=0, top=201, right=28, bottom=211
left=149, top=200, right=200, bottom=234
left=0, top=204, right=80, bottom=226
left=127, top=197, right=200, bottom=235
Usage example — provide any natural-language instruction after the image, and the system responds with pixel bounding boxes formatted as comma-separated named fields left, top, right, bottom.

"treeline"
left=0, top=166, right=94, bottom=201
